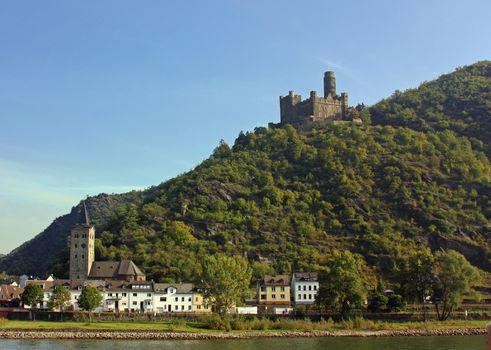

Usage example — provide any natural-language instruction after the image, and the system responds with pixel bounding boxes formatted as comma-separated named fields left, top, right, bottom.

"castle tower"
left=323, top=71, right=336, bottom=97
left=69, top=201, right=95, bottom=280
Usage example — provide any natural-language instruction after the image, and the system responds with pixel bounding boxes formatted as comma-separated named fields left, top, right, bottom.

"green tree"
left=317, top=250, right=372, bottom=319
left=47, top=285, right=71, bottom=321
left=201, top=254, right=252, bottom=315
left=387, top=294, right=406, bottom=312
left=21, top=284, right=44, bottom=320
left=78, top=285, right=103, bottom=321
left=431, top=250, right=481, bottom=320
left=367, top=293, right=388, bottom=313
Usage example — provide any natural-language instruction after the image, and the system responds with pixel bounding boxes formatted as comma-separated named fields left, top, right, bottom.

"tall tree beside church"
left=78, top=285, right=103, bottom=321
left=48, top=285, right=71, bottom=321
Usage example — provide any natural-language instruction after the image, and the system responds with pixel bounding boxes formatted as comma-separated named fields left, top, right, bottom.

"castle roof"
left=88, top=260, right=145, bottom=280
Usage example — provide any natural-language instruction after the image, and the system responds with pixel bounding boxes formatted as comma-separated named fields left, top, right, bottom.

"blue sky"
left=1, top=0, right=490, bottom=254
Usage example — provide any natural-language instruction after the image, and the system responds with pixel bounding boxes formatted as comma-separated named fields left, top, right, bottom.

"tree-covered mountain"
left=1, top=62, right=490, bottom=291
left=371, top=60, right=491, bottom=157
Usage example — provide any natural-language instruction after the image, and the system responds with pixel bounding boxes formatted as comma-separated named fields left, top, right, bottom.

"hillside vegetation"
left=1, top=61, right=490, bottom=294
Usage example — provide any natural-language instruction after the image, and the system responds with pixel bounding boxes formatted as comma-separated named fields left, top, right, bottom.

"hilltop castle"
left=279, top=71, right=348, bottom=126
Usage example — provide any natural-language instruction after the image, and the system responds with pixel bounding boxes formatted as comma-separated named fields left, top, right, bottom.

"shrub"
left=204, top=314, right=231, bottom=331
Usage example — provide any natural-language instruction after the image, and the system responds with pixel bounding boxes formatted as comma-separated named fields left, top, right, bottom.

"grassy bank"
left=0, top=318, right=488, bottom=333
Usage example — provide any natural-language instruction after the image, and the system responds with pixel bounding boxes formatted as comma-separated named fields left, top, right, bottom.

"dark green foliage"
left=431, top=250, right=481, bottom=320
left=317, top=250, right=374, bottom=319
left=201, top=254, right=252, bottom=315
left=78, top=285, right=103, bottom=316
left=21, top=284, right=43, bottom=308
left=368, top=293, right=388, bottom=313
left=21, top=284, right=44, bottom=320
left=47, top=285, right=71, bottom=312
left=387, top=294, right=406, bottom=312
left=370, top=61, right=491, bottom=157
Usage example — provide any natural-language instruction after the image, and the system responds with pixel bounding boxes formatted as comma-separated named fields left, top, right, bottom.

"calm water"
left=0, top=336, right=486, bottom=350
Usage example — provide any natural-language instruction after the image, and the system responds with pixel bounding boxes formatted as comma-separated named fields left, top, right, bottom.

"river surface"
left=0, top=336, right=486, bottom=350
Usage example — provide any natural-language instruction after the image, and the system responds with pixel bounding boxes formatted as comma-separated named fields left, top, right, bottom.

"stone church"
left=69, top=202, right=145, bottom=282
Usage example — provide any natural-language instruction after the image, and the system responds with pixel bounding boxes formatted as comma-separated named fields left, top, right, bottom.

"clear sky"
left=1, top=0, right=490, bottom=254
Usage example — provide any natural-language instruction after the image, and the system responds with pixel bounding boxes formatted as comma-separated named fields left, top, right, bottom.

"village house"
left=291, top=272, right=319, bottom=305
left=257, top=275, right=292, bottom=314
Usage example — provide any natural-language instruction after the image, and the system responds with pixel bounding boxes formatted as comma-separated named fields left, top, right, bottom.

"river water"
left=0, top=336, right=486, bottom=350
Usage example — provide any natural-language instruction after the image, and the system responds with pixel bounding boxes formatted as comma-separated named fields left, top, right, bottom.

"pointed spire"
left=80, top=200, right=90, bottom=226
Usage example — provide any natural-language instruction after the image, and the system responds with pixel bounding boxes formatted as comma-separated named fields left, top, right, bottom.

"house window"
left=188, top=297, right=191, bottom=302
left=147, top=293, right=151, bottom=297
left=272, top=294, right=276, bottom=299
left=181, top=297, right=184, bottom=302
left=204, top=305, right=208, bottom=309
left=108, top=293, right=112, bottom=296
left=197, top=305, right=201, bottom=310
left=314, top=285, right=317, bottom=291
left=122, top=293, right=127, bottom=297
left=280, top=287, right=285, bottom=291
left=304, top=294, right=307, bottom=299
left=308, top=285, right=312, bottom=291
left=260, top=287, right=266, bottom=292
left=280, top=294, right=285, bottom=299
left=303, top=286, right=306, bottom=291
left=298, top=294, right=301, bottom=299
left=82, top=255, right=85, bottom=259
left=175, top=297, right=178, bottom=302
left=298, top=286, right=301, bottom=291
left=272, top=287, right=276, bottom=292
left=175, top=305, right=178, bottom=310
left=181, top=305, right=184, bottom=310
left=261, top=295, right=266, bottom=300
left=160, top=297, right=167, bottom=302
left=132, top=301, right=137, bottom=305
left=188, top=305, right=191, bottom=310
left=308, top=294, right=312, bottom=299
left=133, top=293, right=137, bottom=297
left=195, top=297, right=198, bottom=302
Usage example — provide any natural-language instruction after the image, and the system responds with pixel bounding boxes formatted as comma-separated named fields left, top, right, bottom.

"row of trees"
left=315, top=249, right=481, bottom=320
left=21, top=249, right=480, bottom=321
left=21, top=284, right=102, bottom=320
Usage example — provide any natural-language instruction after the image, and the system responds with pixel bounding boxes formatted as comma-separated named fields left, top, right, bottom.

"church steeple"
left=69, top=201, right=95, bottom=280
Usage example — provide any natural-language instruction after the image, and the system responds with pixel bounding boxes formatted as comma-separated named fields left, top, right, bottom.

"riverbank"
left=0, top=327, right=486, bottom=340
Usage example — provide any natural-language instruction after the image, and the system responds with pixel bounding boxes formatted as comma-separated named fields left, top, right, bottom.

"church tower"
left=69, top=201, right=95, bottom=280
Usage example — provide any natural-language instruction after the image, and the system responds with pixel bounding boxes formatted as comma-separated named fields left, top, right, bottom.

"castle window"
left=75, top=244, right=77, bottom=248
left=75, top=254, right=77, bottom=258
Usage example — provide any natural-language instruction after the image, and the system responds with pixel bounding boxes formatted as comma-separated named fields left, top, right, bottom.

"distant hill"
left=370, top=60, right=491, bottom=158
left=0, top=61, right=490, bottom=288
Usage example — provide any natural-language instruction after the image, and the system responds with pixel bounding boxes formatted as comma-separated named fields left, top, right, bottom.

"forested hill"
left=371, top=60, right=491, bottom=157
left=0, top=62, right=490, bottom=287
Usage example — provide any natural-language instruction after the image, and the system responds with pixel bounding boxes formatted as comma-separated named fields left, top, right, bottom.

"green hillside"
left=1, top=62, right=490, bottom=292
left=371, top=60, right=491, bottom=157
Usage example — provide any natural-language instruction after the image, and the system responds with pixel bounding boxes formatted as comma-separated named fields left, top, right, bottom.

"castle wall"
left=279, top=72, right=348, bottom=127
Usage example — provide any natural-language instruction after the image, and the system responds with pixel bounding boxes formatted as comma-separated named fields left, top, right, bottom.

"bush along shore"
left=0, top=318, right=488, bottom=339
left=0, top=328, right=486, bottom=340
